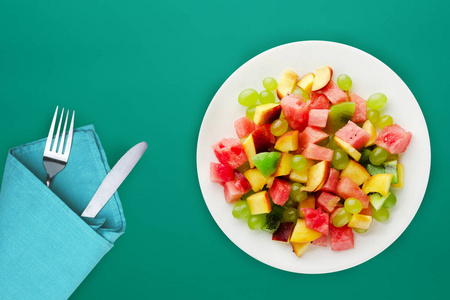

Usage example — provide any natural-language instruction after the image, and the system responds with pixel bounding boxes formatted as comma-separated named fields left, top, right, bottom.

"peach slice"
left=253, top=103, right=281, bottom=126
left=311, top=66, right=333, bottom=91
left=334, top=136, right=362, bottom=161
left=290, top=219, right=322, bottom=243
left=291, top=242, right=311, bottom=257
left=340, top=160, right=370, bottom=186
left=276, top=69, right=298, bottom=99
left=362, top=174, right=393, bottom=197
left=274, top=130, right=299, bottom=152
left=297, top=72, right=315, bottom=94
left=247, top=191, right=271, bottom=215
left=301, top=161, right=330, bottom=192
left=362, top=120, right=377, bottom=147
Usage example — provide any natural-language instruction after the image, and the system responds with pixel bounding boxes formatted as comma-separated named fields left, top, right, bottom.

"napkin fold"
left=0, top=125, right=126, bottom=299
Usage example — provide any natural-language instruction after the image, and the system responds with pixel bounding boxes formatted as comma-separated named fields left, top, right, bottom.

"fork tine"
left=53, top=108, right=64, bottom=152
left=45, top=106, right=59, bottom=152
left=57, top=110, right=69, bottom=154
left=64, top=111, right=75, bottom=156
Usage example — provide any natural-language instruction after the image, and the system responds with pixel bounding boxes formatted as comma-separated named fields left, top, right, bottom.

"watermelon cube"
left=349, top=92, right=368, bottom=123
left=309, top=92, right=330, bottom=109
left=321, top=80, right=347, bottom=104
left=317, top=191, right=341, bottom=213
left=280, top=94, right=310, bottom=131
left=375, top=124, right=412, bottom=154
left=335, top=121, right=371, bottom=150
left=336, top=176, right=370, bottom=208
left=320, top=168, right=340, bottom=193
left=268, top=178, right=291, bottom=206
left=224, top=180, right=245, bottom=203
left=234, top=116, right=255, bottom=139
left=301, top=208, right=329, bottom=235
left=312, top=234, right=328, bottom=247
left=212, top=138, right=248, bottom=169
left=330, top=225, right=354, bottom=251
left=296, top=126, right=329, bottom=153
left=234, top=170, right=252, bottom=193
left=210, top=162, right=235, bottom=183
left=301, top=143, right=333, bottom=162
left=308, top=109, right=330, bottom=128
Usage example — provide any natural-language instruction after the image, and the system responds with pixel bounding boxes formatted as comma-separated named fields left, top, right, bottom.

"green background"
left=0, top=0, right=448, bottom=299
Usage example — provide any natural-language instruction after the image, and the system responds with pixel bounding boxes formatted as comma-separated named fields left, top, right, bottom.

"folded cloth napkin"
left=0, top=125, right=126, bottom=299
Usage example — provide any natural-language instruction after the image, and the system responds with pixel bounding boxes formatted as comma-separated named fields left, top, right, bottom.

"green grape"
left=378, top=115, right=393, bottom=129
left=344, top=198, right=363, bottom=214
left=367, top=93, right=387, bottom=110
left=332, top=149, right=349, bottom=170
left=317, top=137, right=329, bottom=147
left=337, top=74, right=352, bottom=91
left=232, top=200, right=251, bottom=219
left=270, top=119, right=288, bottom=136
left=369, top=147, right=388, bottom=165
left=359, top=148, right=372, bottom=165
left=284, top=198, right=296, bottom=207
left=259, top=90, right=276, bottom=104
left=328, top=135, right=339, bottom=150
left=383, top=193, right=397, bottom=208
left=247, top=214, right=267, bottom=230
left=238, top=89, right=259, bottom=107
left=372, top=207, right=390, bottom=222
left=290, top=155, right=307, bottom=171
left=289, top=183, right=305, bottom=202
left=282, top=207, right=299, bottom=222
left=246, top=105, right=258, bottom=120
left=332, top=209, right=352, bottom=227
left=293, top=88, right=309, bottom=101
left=367, top=109, right=380, bottom=125
left=353, top=228, right=367, bottom=234
left=263, top=77, right=278, bottom=91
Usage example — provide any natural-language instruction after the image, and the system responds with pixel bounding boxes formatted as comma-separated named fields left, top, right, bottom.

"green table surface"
left=0, top=1, right=448, bottom=299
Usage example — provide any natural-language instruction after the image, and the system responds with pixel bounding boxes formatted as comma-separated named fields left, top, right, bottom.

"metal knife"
left=81, top=141, right=148, bottom=218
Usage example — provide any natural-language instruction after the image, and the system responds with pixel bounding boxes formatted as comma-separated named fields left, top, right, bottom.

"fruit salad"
left=209, top=66, right=412, bottom=257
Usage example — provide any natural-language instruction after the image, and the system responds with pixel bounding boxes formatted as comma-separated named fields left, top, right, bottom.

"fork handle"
left=46, top=175, right=53, bottom=188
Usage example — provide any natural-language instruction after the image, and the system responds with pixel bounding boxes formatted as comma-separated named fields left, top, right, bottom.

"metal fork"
left=43, top=107, right=75, bottom=187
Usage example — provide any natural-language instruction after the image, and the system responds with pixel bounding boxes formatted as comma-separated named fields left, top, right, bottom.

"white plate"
left=196, top=41, right=430, bottom=274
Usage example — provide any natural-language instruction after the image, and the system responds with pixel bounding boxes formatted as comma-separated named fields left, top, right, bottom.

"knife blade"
left=81, top=141, right=148, bottom=218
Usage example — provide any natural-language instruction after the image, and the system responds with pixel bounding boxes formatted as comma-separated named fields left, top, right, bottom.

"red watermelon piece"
left=308, top=109, right=330, bottom=128
left=296, top=126, right=329, bottom=153
left=317, top=191, right=341, bottom=213
left=360, top=205, right=373, bottom=217
left=336, top=177, right=370, bottom=208
left=280, top=94, right=310, bottom=131
left=269, top=178, right=291, bottom=206
left=212, top=138, right=248, bottom=169
left=210, top=162, right=234, bottom=183
left=330, top=225, right=354, bottom=251
left=321, top=81, right=347, bottom=104
left=320, top=168, right=340, bottom=193
left=302, top=208, right=329, bottom=235
left=375, top=124, right=412, bottom=154
left=224, top=180, right=245, bottom=203
left=234, top=170, right=252, bottom=193
left=310, top=92, right=330, bottom=109
left=335, top=121, right=371, bottom=150
left=329, top=206, right=344, bottom=224
left=349, top=92, right=368, bottom=123
left=302, top=143, right=333, bottom=162
left=312, top=234, right=328, bottom=247
left=234, top=116, right=255, bottom=139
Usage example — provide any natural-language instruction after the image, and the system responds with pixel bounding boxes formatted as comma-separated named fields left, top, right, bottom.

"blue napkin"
left=0, top=125, right=126, bottom=299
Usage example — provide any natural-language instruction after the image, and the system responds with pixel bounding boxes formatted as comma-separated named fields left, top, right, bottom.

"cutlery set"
left=44, top=106, right=146, bottom=218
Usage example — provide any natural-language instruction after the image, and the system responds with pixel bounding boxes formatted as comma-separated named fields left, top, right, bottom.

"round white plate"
left=196, top=41, right=431, bottom=274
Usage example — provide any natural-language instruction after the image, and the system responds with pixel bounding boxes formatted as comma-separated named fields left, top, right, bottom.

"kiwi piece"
left=326, top=102, right=355, bottom=133
left=383, top=160, right=399, bottom=184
